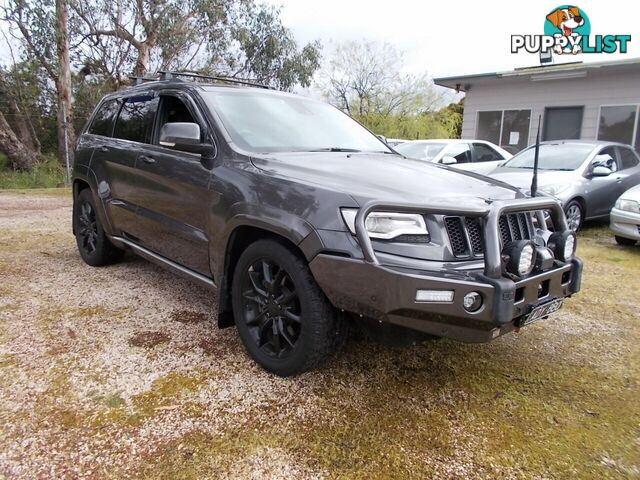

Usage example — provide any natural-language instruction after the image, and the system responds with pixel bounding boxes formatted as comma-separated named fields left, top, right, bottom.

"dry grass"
left=0, top=189, right=638, bottom=479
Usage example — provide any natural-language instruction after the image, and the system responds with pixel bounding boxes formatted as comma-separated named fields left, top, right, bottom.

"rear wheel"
left=74, top=189, right=124, bottom=266
left=564, top=200, right=583, bottom=231
left=231, top=239, right=344, bottom=376
left=615, top=235, right=637, bottom=246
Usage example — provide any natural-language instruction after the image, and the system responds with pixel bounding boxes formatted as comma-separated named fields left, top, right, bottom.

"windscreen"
left=504, top=144, right=593, bottom=171
left=395, top=142, right=446, bottom=161
left=203, top=90, right=391, bottom=154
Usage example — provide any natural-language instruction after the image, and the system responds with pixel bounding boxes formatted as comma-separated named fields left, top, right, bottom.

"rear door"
left=125, top=91, right=213, bottom=275
left=97, top=93, right=159, bottom=237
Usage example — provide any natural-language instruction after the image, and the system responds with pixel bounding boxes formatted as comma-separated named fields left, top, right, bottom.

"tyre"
left=74, top=189, right=124, bottom=266
left=231, top=239, right=344, bottom=376
left=615, top=235, right=637, bottom=246
left=564, top=200, right=584, bottom=232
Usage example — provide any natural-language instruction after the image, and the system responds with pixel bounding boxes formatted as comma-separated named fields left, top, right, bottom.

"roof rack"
left=128, top=71, right=273, bottom=89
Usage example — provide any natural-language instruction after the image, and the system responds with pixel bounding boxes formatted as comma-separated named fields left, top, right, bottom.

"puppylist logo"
left=512, top=5, right=631, bottom=56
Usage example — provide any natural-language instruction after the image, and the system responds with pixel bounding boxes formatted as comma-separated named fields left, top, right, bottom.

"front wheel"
left=564, top=200, right=584, bottom=231
left=231, top=239, right=345, bottom=376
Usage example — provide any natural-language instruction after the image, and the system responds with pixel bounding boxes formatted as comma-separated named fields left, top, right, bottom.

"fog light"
left=463, top=291, right=483, bottom=312
left=503, top=240, right=537, bottom=277
left=415, top=290, right=454, bottom=303
left=548, top=231, right=577, bottom=262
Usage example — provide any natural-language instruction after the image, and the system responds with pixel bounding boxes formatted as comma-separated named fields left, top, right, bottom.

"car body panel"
left=610, top=184, right=640, bottom=241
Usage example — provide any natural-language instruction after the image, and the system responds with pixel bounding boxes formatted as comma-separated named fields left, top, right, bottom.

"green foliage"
left=355, top=99, right=464, bottom=140
left=0, top=154, right=66, bottom=189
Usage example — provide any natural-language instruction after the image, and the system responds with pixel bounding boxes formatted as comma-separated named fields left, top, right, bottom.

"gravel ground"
left=0, top=189, right=638, bottom=479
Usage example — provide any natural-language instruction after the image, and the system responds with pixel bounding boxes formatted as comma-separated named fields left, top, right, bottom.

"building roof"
left=434, top=57, right=640, bottom=92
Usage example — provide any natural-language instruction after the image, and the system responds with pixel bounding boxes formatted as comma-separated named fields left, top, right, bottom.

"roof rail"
left=157, top=70, right=273, bottom=89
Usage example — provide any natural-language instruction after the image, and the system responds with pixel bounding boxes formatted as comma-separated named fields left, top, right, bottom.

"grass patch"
left=0, top=155, right=67, bottom=189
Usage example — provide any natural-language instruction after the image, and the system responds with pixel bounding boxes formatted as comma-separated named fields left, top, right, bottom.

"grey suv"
left=73, top=73, right=582, bottom=376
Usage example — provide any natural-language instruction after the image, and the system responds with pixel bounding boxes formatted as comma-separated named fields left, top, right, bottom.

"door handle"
left=99, top=146, right=109, bottom=152
left=139, top=155, right=156, bottom=164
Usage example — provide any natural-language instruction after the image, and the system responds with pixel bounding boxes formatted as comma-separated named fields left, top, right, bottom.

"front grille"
left=445, top=212, right=536, bottom=258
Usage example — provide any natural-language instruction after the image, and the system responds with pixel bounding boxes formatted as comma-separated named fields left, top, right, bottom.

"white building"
left=435, top=58, right=640, bottom=153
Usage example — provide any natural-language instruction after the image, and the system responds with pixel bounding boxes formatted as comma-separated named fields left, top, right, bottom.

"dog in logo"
left=546, top=6, right=585, bottom=54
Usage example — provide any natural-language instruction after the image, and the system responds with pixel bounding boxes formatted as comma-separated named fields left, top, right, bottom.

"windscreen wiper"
left=308, top=147, right=362, bottom=152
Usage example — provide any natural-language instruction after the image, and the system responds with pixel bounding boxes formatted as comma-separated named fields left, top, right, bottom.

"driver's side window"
left=155, top=95, right=200, bottom=146
left=445, top=143, right=472, bottom=163
left=598, top=147, right=619, bottom=172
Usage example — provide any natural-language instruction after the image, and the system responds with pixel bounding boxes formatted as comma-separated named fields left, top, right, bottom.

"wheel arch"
left=216, top=223, right=311, bottom=329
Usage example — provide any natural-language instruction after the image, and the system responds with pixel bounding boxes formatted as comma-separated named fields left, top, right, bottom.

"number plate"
left=518, top=298, right=563, bottom=327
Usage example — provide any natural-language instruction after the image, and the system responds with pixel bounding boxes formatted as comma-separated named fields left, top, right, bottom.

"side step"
left=109, top=235, right=216, bottom=290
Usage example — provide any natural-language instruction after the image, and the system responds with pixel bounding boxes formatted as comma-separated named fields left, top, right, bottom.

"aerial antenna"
left=530, top=115, right=542, bottom=197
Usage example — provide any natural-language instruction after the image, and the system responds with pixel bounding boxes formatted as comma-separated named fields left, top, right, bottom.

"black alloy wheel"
left=240, top=258, right=302, bottom=358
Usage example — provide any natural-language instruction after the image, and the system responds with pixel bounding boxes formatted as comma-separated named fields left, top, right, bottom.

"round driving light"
left=548, top=231, right=577, bottom=262
left=463, top=292, right=483, bottom=312
left=503, top=240, right=537, bottom=278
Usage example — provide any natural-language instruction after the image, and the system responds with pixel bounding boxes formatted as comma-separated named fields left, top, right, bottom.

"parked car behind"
left=610, top=184, right=640, bottom=246
left=488, top=141, right=640, bottom=231
left=394, top=139, right=513, bottom=175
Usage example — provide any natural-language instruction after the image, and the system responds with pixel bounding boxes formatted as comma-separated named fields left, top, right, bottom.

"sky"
left=264, top=0, right=639, bottom=78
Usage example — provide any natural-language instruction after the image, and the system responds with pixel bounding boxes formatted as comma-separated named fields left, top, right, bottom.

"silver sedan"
left=610, top=184, right=640, bottom=246
left=488, top=141, right=640, bottom=231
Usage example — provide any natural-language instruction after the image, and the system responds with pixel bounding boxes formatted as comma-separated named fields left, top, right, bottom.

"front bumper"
left=310, top=196, right=582, bottom=343
left=610, top=207, right=640, bottom=240
left=310, top=254, right=582, bottom=343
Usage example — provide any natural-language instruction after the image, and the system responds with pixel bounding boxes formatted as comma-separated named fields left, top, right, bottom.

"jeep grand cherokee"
left=72, top=72, right=582, bottom=376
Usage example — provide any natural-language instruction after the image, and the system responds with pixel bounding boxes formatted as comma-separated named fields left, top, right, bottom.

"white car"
left=394, top=139, right=513, bottom=175
left=610, top=184, right=640, bottom=246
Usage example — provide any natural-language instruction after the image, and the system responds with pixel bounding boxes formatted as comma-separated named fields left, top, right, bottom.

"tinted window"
left=476, top=111, right=501, bottom=145
left=543, top=107, right=583, bottom=141
left=505, top=144, right=593, bottom=171
left=395, top=142, right=446, bottom=161
left=473, top=143, right=504, bottom=162
left=598, top=105, right=636, bottom=145
left=618, top=147, right=639, bottom=170
left=598, top=147, right=619, bottom=172
left=500, top=110, right=530, bottom=151
left=446, top=143, right=471, bottom=163
left=88, top=99, right=119, bottom=136
left=113, top=96, right=158, bottom=143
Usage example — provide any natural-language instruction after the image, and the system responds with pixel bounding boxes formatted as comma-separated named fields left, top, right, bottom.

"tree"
left=3, top=0, right=75, bottom=165
left=0, top=110, right=37, bottom=170
left=319, top=40, right=443, bottom=117
left=72, top=0, right=320, bottom=90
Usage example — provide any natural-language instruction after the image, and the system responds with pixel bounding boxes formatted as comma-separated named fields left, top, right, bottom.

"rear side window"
left=113, top=95, right=158, bottom=143
left=473, top=143, right=504, bottom=162
left=88, top=99, right=119, bottom=136
left=618, top=147, right=640, bottom=170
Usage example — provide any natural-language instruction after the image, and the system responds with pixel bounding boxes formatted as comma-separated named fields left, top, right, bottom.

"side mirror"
left=592, top=165, right=612, bottom=177
left=441, top=156, right=457, bottom=165
left=159, top=122, right=215, bottom=158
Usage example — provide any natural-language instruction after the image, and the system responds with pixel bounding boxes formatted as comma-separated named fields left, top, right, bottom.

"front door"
left=126, top=93, right=213, bottom=276
left=586, top=146, right=626, bottom=217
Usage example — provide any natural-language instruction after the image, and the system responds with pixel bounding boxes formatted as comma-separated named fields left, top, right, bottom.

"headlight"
left=539, top=184, right=571, bottom=197
left=340, top=208, right=429, bottom=240
left=503, top=240, right=537, bottom=277
left=548, top=231, right=577, bottom=262
left=615, top=198, right=640, bottom=213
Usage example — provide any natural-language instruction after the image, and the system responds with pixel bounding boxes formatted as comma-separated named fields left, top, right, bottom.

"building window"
left=476, top=109, right=531, bottom=152
left=543, top=106, right=583, bottom=141
left=598, top=105, right=639, bottom=147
